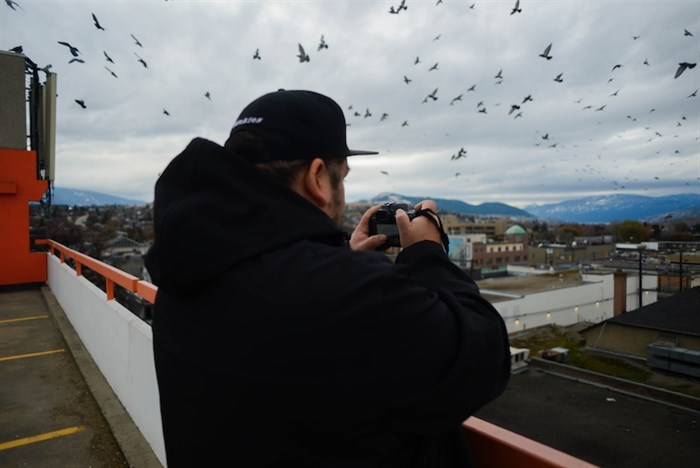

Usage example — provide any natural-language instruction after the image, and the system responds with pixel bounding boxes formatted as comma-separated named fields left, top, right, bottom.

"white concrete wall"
left=46, top=255, right=166, bottom=466
left=493, top=275, right=615, bottom=333
left=625, top=273, right=658, bottom=310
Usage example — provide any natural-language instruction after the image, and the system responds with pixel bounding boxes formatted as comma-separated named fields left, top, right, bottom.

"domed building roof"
left=505, top=225, right=527, bottom=235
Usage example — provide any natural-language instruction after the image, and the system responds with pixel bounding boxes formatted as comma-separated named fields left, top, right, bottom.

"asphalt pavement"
left=475, top=368, right=700, bottom=468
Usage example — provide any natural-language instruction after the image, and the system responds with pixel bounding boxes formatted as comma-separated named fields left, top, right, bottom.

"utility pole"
left=679, top=249, right=683, bottom=292
left=637, top=245, right=646, bottom=309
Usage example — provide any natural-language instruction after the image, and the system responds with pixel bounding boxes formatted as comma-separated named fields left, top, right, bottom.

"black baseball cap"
left=224, top=89, right=378, bottom=163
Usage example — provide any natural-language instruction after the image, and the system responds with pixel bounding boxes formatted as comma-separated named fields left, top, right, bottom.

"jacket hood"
left=145, top=137, right=347, bottom=292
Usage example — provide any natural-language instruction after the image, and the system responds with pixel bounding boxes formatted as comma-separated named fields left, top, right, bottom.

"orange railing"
left=37, top=239, right=157, bottom=303
left=36, top=239, right=595, bottom=468
left=464, top=418, right=596, bottom=467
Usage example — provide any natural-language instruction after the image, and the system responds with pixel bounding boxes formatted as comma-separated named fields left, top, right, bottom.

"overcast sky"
left=2, top=0, right=699, bottom=208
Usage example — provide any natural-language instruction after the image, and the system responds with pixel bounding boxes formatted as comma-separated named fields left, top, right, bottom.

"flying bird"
left=103, top=51, right=114, bottom=63
left=674, top=62, right=696, bottom=79
left=611, top=64, right=622, bottom=71
left=632, top=35, right=640, bottom=40
left=508, top=104, right=520, bottom=115
left=364, top=108, right=372, bottom=118
left=414, top=56, right=421, bottom=65
left=595, top=105, right=607, bottom=111
left=539, top=43, right=552, bottom=60
left=451, top=147, right=467, bottom=160
left=163, top=109, right=170, bottom=116
left=104, top=66, right=118, bottom=78
left=131, top=33, right=143, bottom=47
left=4, top=0, right=24, bottom=11
left=522, top=94, right=533, bottom=103
left=450, top=94, right=463, bottom=105
left=380, top=113, right=388, bottom=121
left=403, top=75, right=411, bottom=84
left=92, top=13, right=105, bottom=30
left=297, top=44, right=310, bottom=63
left=687, top=89, right=698, bottom=98
left=424, top=88, right=438, bottom=102
left=554, top=73, right=563, bottom=82
left=494, top=69, right=503, bottom=79
left=57, top=41, right=80, bottom=57
left=68, top=57, right=85, bottom=64
left=318, top=35, right=328, bottom=51
left=478, top=107, right=487, bottom=114
left=643, top=58, right=650, bottom=66
left=134, top=52, right=148, bottom=68
left=684, top=29, right=693, bottom=36
left=511, top=0, right=521, bottom=15
left=397, top=0, right=407, bottom=12
left=74, top=99, right=86, bottom=109
left=429, top=62, right=439, bottom=71
left=401, top=120, right=409, bottom=127
left=253, top=48, right=261, bottom=60
left=380, top=171, right=389, bottom=175
left=467, top=84, right=476, bottom=91
left=205, top=91, right=211, bottom=100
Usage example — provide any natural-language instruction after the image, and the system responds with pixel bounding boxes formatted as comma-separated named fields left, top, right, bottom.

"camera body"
left=368, top=202, right=416, bottom=248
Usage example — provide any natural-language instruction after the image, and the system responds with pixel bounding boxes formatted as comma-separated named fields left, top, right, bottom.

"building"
left=527, top=242, right=615, bottom=267
left=477, top=268, right=658, bottom=334
left=442, top=214, right=509, bottom=238
left=446, top=233, right=486, bottom=268
left=471, top=240, right=528, bottom=277
left=580, top=287, right=700, bottom=378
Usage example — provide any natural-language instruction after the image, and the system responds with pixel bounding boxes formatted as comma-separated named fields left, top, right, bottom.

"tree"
left=612, top=220, right=651, bottom=243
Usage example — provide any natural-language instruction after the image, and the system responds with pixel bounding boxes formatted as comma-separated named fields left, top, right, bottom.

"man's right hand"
left=396, top=200, right=443, bottom=249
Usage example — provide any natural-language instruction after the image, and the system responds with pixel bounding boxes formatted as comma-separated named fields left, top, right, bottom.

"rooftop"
left=479, top=269, right=585, bottom=302
left=608, top=286, right=700, bottom=336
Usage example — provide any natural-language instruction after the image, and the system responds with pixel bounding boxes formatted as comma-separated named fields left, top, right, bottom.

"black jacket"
left=146, top=138, right=511, bottom=468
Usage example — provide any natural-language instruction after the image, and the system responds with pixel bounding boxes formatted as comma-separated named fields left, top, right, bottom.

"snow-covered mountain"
left=50, top=187, right=146, bottom=206
left=48, top=187, right=699, bottom=224
left=358, top=193, right=534, bottom=218
left=524, top=193, right=700, bottom=223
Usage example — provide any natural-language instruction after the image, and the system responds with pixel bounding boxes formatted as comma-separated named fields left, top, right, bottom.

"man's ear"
left=302, top=158, right=330, bottom=208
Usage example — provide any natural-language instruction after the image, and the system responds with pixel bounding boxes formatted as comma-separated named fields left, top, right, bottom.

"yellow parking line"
left=0, top=349, right=65, bottom=362
left=0, top=426, right=86, bottom=451
left=0, top=315, right=49, bottom=325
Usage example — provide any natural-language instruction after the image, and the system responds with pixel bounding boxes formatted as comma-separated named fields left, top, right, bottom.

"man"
left=145, top=89, right=510, bottom=467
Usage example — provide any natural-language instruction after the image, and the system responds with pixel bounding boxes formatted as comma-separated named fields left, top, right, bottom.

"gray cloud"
left=3, top=1, right=698, bottom=207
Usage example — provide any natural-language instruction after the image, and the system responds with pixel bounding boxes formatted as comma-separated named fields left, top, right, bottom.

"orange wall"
left=0, top=148, right=48, bottom=285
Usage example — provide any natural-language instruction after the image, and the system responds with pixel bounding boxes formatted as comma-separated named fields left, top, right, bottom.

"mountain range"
left=50, top=187, right=699, bottom=223
left=524, top=193, right=700, bottom=223
left=358, top=193, right=533, bottom=218
left=50, top=187, right=146, bottom=207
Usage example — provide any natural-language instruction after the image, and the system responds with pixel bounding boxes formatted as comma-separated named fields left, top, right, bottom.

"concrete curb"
left=41, top=286, right=163, bottom=468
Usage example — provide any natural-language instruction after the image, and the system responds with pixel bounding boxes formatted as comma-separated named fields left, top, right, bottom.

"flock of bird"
left=3, top=0, right=698, bottom=198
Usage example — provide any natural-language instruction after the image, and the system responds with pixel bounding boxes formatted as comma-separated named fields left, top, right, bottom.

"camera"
left=368, top=202, right=416, bottom=248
